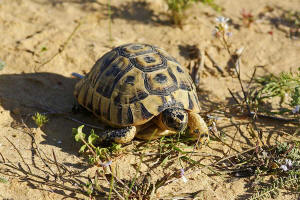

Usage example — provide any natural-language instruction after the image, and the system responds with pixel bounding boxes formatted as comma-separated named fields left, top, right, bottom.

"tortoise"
left=74, top=43, right=208, bottom=143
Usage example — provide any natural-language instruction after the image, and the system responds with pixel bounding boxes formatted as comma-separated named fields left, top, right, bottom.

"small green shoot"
left=73, top=125, right=122, bottom=165
left=40, top=46, right=47, bottom=52
left=165, top=0, right=221, bottom=26
left=0, top=176, right=8, bottom=183
left=0, top=59, right=5, bottom=71
left=32, top=112, right=48, bottom=128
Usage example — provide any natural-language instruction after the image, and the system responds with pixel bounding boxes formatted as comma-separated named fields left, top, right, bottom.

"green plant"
left=211, top=16, right=300, bottom=199
left=32, top=112, right=48, bottom=128
left=72, top=125, right=174, bottom=199
left=249, top=173, right=300, bottom=200
left=40, top=46, right=47, bottom=52
left=249, top=68, right=300, bottom=115
left=0, top=59, right=5, bottom=71
left=73, top=125, right=122, bottom=165
left=0, top=176, right=8, bottom=183
left=165, top=0, right=221, bottom=26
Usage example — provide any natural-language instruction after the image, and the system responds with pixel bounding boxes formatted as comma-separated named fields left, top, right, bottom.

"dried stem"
left=35, top=20, right=82, bottom=71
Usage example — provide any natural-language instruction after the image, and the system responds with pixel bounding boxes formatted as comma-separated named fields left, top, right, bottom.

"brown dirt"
left=0, top=0, right=299, bottom=199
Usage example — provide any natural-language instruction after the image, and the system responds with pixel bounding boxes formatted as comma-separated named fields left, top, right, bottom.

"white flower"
left=292, top=105, right=300, bottom=114
left=285, top=159, right=293, bottom=168
left=100, top=160, right=112, bottom=167
left=280, top=165, right=288, bottom=171
left=182, top=176, right=188, bottom=183
left=216, top=16, right=230, bottom=24
left=280, top=159, right=293, bottom=171
left=213, top=16, right=231, bottom=38
left=180, top=168, right=188, bottom=183
left=215, top=16, right=229, bottom=31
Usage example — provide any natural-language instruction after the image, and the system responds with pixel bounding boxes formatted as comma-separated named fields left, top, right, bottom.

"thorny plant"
left=212, top=15, right=300, bottom=199
left=165, top=0, right=221, bottom=26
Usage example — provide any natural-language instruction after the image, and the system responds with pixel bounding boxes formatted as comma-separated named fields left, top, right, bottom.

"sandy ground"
left=0, top=0, right=299, bottom=199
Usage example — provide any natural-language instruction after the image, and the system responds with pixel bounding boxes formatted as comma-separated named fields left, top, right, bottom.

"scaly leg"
left=187, top=112, right=209, bottom=143
left=99, top=126, right=137, bottom=144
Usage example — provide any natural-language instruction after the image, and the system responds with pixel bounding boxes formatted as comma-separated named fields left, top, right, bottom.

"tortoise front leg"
left=99, top=126, right=137, bottom=144
left=187, top=112, right=209, bottom=143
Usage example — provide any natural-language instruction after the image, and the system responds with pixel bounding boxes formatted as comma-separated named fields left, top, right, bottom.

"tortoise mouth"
left=161, top=108, right=188, bottom=132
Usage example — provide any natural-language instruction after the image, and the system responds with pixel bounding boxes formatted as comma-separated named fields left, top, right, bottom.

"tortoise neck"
left=153, top=113, right=169, bottom=131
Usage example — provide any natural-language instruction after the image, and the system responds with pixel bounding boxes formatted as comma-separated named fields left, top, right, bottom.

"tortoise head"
left=161, top=108, right=188, bottom=132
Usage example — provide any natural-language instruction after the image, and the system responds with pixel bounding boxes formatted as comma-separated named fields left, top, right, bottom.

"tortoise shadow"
left=0, top=72, right=102, bottom=155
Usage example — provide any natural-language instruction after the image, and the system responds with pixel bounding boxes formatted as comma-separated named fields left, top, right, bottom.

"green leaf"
left=88, top=156, right=97, bottom=165
left=0, top=177, right=8, bottom=183
left=95, top=147, right=108, bottom=157
left=0, top=60, right=5, bottom=71
left=73, top=125, right=86, bottom=142
left=291, top=86, right=300, bottom=106
left=110, top=143, right=122, bottom=152
left=161, top=155, right=170, bottom=166
left=40, top=46, right=47, bottom=52
left=88, top=130, right=99, bottom=145
left=79, top=144, right=87, bottom=153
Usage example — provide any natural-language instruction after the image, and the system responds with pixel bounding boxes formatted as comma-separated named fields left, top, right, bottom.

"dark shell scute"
left=154, top=73, right=168, bottom=84
left=127, top=107, right=134, bottom=124
left=144, top=56, right=156, bottom=63
left=179, top=83, right=192, bottom=91
left=140, top=103, right=153, bottom=119
left=188, top=93, right=194, bottom=110
left=176, top=66, right=184, bottom=73
left=131, top=45, right=143, bottom=50
left=129, top=91, right=149, bottom=104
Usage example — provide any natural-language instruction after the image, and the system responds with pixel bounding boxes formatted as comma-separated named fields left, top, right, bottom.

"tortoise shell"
left=74, top=43, right=201, bottom=127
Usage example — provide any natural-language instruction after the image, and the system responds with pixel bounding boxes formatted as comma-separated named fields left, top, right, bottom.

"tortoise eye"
left=177, top=114, right=184, bottom=121
left=124, top=76, right=135, bottom=85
